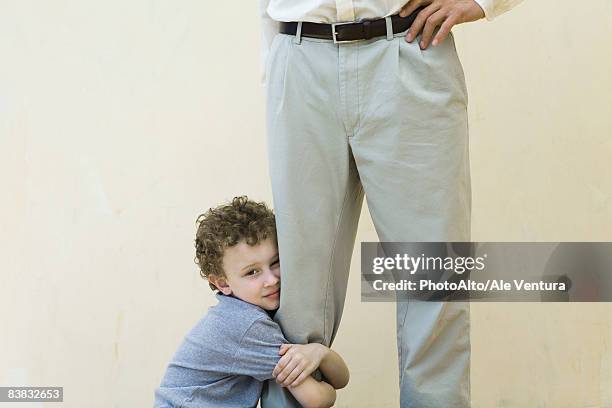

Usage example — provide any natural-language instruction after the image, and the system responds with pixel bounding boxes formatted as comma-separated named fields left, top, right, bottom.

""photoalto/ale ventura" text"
left=372, top=279, right=567, bottom=292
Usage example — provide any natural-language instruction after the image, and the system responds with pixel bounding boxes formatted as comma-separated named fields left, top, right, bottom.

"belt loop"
left=293, top=22, right=303, bottom=45
left=385, top=16, right=393, bottom=40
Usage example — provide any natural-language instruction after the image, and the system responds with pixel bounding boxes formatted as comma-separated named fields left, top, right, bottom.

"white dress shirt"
left=259, top=0, right=524, bottom=84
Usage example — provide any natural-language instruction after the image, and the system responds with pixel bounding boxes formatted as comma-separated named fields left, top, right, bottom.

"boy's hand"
left=273, top=343, right=329, bottom=387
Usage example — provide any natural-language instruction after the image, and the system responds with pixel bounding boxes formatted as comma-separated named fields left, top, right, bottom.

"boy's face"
left=212, top=238, right=281, bottom=310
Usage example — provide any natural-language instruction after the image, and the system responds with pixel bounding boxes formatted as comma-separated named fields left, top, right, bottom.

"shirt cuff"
left=472, top=0, right=495, bottom=21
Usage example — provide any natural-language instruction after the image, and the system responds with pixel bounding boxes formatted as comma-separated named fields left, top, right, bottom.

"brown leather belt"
left=279, top=8, right=423, bottom=44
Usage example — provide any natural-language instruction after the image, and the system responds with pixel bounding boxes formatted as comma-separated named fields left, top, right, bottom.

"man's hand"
left=273, top=343, right=329, bottom=387
left=399, top=0, right=485, bottom=49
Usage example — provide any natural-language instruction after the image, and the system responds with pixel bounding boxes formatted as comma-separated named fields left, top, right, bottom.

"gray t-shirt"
left=154, top=293, right=287, bottom=408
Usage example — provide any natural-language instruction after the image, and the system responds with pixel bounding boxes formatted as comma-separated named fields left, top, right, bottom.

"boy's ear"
left=209, top=275, right=232, bottom=295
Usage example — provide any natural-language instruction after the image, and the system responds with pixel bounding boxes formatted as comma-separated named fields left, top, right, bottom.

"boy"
left=154, top=196, right=349, bottom=408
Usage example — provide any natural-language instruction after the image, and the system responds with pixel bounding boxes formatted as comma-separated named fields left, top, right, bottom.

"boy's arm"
left=318, top=348, right=350, bottom=390
left=287, top=376, right=336, bottom=408
left=274, top=344, right=349, bottom=389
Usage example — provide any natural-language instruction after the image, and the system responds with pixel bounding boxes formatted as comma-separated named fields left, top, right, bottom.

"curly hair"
left=194, top=196, right=277, bottom=291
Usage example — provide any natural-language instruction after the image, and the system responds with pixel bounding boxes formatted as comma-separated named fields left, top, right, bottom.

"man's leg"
left=261, top=32, right=364, bottom=407
left=348, top=30, right=471, bottom=407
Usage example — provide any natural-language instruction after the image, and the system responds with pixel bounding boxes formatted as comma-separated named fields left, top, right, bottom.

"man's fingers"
left=406, top=3, right=439, bottom=43
left=278, top=344, right=292, bottom=355
left=420, top=9, right=446, bottom=49
left=399, top=0, right=427, bottom=18
left=432, top=15, right=457, bottom=46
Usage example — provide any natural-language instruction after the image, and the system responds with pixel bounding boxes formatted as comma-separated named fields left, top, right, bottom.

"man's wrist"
left=472, top=0, right=493, bottom=20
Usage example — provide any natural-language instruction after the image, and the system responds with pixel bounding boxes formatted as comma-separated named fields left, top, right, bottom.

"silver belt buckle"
left=331, top=21, right=359, bottom=44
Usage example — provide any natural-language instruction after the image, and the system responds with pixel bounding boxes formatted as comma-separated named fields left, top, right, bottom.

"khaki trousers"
left=262, top=21, right=471, bottom=408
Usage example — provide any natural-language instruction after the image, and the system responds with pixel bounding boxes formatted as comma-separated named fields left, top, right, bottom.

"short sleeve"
left=231, top=317, right=287, bottom=381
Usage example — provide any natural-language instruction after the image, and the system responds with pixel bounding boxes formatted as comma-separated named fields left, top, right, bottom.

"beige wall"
left=1, top=0, right=611, bottom=407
